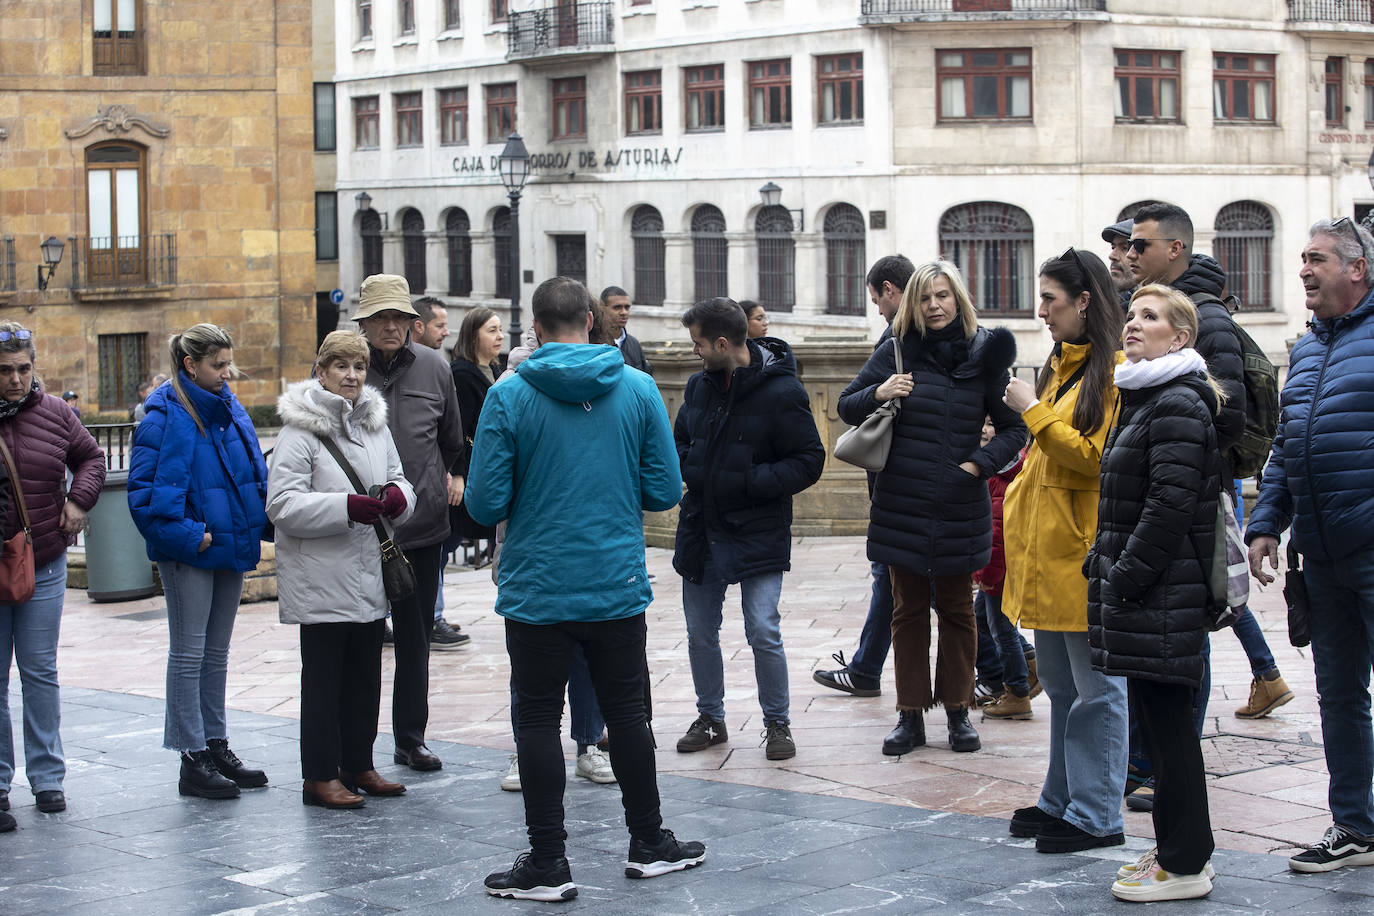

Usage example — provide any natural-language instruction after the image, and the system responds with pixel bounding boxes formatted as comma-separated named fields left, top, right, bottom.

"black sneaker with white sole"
left=484, top=852, right=577, bottom=901
left=812, top=652, right=881, bottom=697
left=625, top=829, right=706, bottom=878
left=1289, top=824, right=1374, bottom=873
left=676, top=714, right=728, bottom=752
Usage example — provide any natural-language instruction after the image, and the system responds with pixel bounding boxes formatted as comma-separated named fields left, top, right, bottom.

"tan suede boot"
left=1235, top=672, right=1294, bottom=719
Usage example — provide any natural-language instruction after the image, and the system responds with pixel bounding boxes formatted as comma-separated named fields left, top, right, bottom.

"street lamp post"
left=498, top=133, right=531, bottom=352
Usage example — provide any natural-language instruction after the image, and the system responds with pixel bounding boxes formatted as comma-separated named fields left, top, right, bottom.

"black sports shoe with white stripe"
left=625, top=829, right=706, bottom=878
left=812, top=652, right=881, bottom=697
left=1289, top=824, right=1374, bottom=873
left=484, top=852, right=577, bottom=901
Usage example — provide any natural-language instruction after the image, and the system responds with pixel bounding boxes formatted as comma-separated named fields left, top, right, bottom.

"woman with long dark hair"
left=449, top=306, right=504, bottom=556
left=1000, top=248, right=1127, bottom=854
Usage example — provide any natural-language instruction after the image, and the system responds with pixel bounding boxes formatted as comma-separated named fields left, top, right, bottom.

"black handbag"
left=314, top=434, right=416, bottom=603
left=1282, top=541, right=1311, bottom=648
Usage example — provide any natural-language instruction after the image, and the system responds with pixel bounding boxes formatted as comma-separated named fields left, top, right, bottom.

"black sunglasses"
left=1331, top=217, right=1372, bottom=264
left=0, top=329, right=33, bottom=342
left=1127, top=237, right=1176, bottom=254
left=1061, top=246, right=1089, bottom=276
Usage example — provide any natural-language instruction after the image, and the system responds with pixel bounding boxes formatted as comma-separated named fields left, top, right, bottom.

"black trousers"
left=390, top=541, right=441, bottom=751
left=505, top=613, right=662, bottom=861
left=299, top=619, right=384, bottom=780
left=1131, top=678, right=1215, bottom=875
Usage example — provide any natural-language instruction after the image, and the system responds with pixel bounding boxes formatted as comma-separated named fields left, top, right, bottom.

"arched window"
left=938, top=202, right=1034, bottom=313
left=691, top=205, right=728, bottom=302
left=1117, top=199, right=1164, bottom=223
left=631, top=205, right=665, bottom=307
left=1215, top=201, right=1274, bottom=311
left=85, top=142, right=147, bottom=286
left=446, top=208, right=471, bottom=297
left=401, top=209, right=426, bottom=294
left=824, top=203, right=866, bottom=315
left=360, top=209, right=383, bottom=278
left=756, top=206, right=795, bottom=312
left=492, top=207, right=512, bottom=299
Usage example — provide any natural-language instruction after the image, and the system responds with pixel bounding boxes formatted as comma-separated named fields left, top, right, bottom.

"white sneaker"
left=576, top=747, right=617, bottom=784
left=1117, top=848, right=1214, bottom=880
left=1111, top=862, right=1213, bottom=902
left=500, top=754, right=521, bottom=792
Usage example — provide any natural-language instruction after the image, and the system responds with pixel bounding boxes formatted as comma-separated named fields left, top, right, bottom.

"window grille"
left=631, top=205, right=665, bottom=306
left=824, top=204, right=866, bottom=315
left=938, top=202, right=1034, bottom=314
left=446, top=209, right=472, bottom=296
left=756, top=206, right=795, bottom=312
left=691, top=205, right=728, bottom=301
left=493, top=207, right=512, bottom=299
left=1214, top=201, right=1274, bottom=311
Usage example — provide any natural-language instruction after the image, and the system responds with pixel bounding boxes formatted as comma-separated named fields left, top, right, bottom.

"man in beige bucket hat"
left=353, top=274, right=463, bottom=771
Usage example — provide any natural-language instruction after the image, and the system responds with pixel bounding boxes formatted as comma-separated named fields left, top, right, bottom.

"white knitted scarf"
left=1114, top=349, right=1207, bottom=391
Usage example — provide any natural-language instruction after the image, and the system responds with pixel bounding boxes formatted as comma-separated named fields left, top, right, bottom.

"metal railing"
left=1287, top=0, right=1374, bottom=21
left=0, top=237, right=14, bottom=292
left=87, top=423, right=138, bottom=471
left=861, top=0, right=1105, bottom=14
left=67, top=233, right=177, bottom=291
left=507, top=1, right=613, bottom=59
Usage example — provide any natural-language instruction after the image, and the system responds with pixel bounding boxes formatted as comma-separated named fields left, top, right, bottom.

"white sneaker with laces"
left=1117, top=848, right=1214, bottom=880
left=500, top=754, right=521, bottom=792
left=575, top=747, right=617, bottom=784
left=1111, top=862, right=1213, bottom=902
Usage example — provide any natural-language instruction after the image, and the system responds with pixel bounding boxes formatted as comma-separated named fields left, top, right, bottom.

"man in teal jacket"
left=466, top=277, right=705, bottom=903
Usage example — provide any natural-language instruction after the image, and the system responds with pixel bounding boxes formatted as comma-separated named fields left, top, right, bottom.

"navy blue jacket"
left=839, top=326, right=1026, bottom=576
left=673, top=337, right=825, bottom=584
left=128, top=375, right=269, bottom=572
left=1247, top=288, right=1374, bottom=562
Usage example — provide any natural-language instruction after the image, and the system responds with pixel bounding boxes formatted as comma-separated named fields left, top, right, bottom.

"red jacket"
left=1, top=386, right=106, bottom=567
left=973, top=449, right=1025, bottom=597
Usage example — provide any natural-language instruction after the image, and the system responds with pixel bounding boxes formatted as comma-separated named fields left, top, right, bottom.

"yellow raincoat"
left=1002, top=341, right=1122, bottom=632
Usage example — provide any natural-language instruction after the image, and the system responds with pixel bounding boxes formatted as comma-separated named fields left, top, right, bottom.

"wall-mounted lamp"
left=759, top=182, right=804, bottom=232
left=355, top=191, right=388, bottom=230
left=36, top=236, right=65, bottom=291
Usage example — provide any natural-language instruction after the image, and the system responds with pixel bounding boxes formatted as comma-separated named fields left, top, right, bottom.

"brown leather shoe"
left=302, top=779, right=365, bottom=809
left=339, top=769, right=406, bottom=797
left=393, top=744, right=442, bottom=771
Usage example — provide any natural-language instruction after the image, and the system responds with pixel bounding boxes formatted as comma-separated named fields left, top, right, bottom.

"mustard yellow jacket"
left=1003, top=342, right=1122, bottom=632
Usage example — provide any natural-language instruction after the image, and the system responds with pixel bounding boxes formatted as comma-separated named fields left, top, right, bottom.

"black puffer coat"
left=1170, top=254, right=1246, bottom=478
left=838, top=326, right=1026, bottom=576
left=1087, top=370, right=1221, bottom=688
left=673, top=337, right=825, bottom=584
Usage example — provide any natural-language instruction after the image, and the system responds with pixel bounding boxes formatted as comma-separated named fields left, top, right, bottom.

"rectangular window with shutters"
left=359, top=0, right=372, bottom=39
left=1366, top=60, right=1374, bottom=127
left=354, top=96, right=380, bottom=149
left=315, top=192, right=338, bottom=261
left=1213, top=54, right=1275, bottom=122
left=748, top=59, right=792, bottom=128
left=1327, top=57, right=1346, bottom=127
left=817, top=53, right=863, bottom=124
left=552, top=77, right=586, bottom=141
left=98, top=333, right=148, bottom=410
left=443, top=0, right=460, bottom=29
left=439, top=88, right=468, bottom=145
left=685, top=64, right=725, bottom=131
left=1114, top=50, right=1180, bottom=123
left=399, top=0, right=415, bottom=34
left=938, top=49, right=1031, bottom=121
left=395, top=92, right=423, bottom=147
left=486, top=83, right=517, bottom=142
left=625, top=70, right=662, bottom=135
left=314, top=83, right=337, bottom=151
left=94, top=0, right=145, bottom=75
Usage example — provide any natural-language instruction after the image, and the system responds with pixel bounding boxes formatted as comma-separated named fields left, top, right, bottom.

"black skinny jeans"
left=299, top=619, right=384, bottom=780
left=390, top=541, right=441, bottom=750
left=1131, top=678, right=1215, bottom=875
left=506, top=613, right=663, bottom=861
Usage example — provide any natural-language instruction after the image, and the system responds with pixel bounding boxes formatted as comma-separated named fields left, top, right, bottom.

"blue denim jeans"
left=682, top=555, right=789, bottom=725
left=1302, top=553, right=1374, bottom=837
left=1034, top=629, right=1129, bottom=837
left=158, top=562, right=243, bottom=753
left=975, top=592, right=1002, bottom=686
left=982, top=592, right=1030, bottom=694
left=510, top=642, right=606, bottom=748
left=0, top=554, right=68, bottom=793
left=848, top=562, right=893, bottom=682
left=1229, top=606, right=1278, bottom=678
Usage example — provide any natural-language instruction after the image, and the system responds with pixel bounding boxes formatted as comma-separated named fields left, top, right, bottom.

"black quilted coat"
left=1170, top=254, right=1246, bottom=478
left=838, top=326, right=1026, bottom=577
left=1087, top=370, right=1221, bottom=688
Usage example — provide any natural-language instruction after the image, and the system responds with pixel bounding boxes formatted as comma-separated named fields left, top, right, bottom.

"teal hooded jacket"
left=465, top=341, right=681, bottom=624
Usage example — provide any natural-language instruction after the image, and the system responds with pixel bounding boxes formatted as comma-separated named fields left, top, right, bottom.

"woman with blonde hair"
left=838, top=260, right=1026, bottom=756
left=129, top=323, right=270, bottom=800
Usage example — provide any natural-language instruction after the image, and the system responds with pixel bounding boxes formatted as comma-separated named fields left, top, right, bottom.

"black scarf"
left=0, top=380, right=38, bottom=422
left=924, top=322, right=970, bottom=371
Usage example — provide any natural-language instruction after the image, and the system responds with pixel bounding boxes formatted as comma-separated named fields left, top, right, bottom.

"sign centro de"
left=453, top=146, right=684, bottom=176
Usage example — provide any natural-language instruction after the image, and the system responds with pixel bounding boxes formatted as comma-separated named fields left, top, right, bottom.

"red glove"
left=379, top=484, right=407, bottom=519
left=346, top=493, right=385, bottom=524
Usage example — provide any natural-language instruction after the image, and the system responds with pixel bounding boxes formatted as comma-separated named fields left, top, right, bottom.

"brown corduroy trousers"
left=889, top=566, right=977, bottom=711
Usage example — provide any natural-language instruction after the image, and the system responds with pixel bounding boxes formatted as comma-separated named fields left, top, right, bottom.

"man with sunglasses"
left=1247, top=217, right=1374, bottom=874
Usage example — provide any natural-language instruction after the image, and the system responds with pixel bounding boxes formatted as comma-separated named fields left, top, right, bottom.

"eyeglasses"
left=1331, top=217, right=1371, bottom=265
left=1127, top=238, right=1176, bottom=254
left=0, top=329, right=32, bottom=342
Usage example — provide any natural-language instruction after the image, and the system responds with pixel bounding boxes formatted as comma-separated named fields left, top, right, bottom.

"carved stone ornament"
left=64, top=105, right=170, bottom=140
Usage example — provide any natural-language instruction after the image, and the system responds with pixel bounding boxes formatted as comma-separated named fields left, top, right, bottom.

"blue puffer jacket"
left=1247, top=289, right=1374, bottom=562
left=465, top=342, right=682, bottom=625
left=128, top=375, right=269, bottom=571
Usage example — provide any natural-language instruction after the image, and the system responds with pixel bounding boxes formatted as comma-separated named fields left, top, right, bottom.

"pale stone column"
left=425, top=231, right=446, bottom=297
left=726, top=231, right=753, bottom=302
left=381, top=230, right=404, bottom=277
left=663, top=231, right=693, bottom=310
left=469, top=231, right=495, bottom=300
left=793, top=232, right=825, bottom=317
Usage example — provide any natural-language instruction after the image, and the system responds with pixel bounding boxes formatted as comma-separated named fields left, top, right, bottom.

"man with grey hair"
left=1101, top=218, right=1135, bottom=307
left=1247, top=217, right=1374, bottom=874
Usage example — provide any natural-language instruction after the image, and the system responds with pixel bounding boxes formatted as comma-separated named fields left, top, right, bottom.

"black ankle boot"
left=881, top=710, right=925, bottom=756
left=180, top=751, right=241, bottom=799
left=946, top=706, right=981, bottom=752
left=207, top=738, right=268, bottom=788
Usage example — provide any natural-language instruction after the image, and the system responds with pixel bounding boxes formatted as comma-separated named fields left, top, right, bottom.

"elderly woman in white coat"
left=268, top=331, right=416, bottom=810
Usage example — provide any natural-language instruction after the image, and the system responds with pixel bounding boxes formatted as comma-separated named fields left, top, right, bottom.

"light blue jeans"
left=0, top=554, right=68, bottom=794
left=1034, top=629, right=1129, bottom=837
left=682, top=557, right=789, bottom=725
left=158, top=562, right=243, bottom=753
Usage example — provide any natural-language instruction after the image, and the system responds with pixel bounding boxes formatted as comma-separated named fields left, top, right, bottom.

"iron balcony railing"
left=1, top=237, right=14, bottom=292
left=1287, top=0, right=1374, bottom=21
left=87, top=423, right=138, bottom=471
left=507, top=1, right=613, bottom=60
left=67, top=233, right=177, bottom=291
left=861, top=0, right=1106, bottom=17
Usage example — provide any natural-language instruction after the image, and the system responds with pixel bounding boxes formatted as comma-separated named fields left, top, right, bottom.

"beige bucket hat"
left=351, top=274, right=420, bottom=321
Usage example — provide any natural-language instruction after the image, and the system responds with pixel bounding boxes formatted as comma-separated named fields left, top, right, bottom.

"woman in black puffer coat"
left=1089, top=284, right=1222, bottom=902
left=839, top=260, right=1026, bottom=756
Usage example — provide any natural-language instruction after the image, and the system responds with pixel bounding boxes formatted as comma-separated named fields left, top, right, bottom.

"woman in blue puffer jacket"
left=129, top=323, right=270, bottom=802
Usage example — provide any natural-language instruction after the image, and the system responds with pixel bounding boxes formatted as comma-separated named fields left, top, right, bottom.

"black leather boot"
left=881, top=710, right=925, bottom=756
left=207, top=738, right=268, bottom=788
left=179, top=751, right=241, bottom=799
left=946, top=706, right=981, bottom=752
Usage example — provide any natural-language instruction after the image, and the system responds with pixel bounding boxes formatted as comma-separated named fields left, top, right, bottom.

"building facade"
left=0, top=0, right=317, bottom=412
